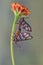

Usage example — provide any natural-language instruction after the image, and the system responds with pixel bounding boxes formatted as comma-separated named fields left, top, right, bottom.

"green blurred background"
left=0, top=0, right=43, bottom=65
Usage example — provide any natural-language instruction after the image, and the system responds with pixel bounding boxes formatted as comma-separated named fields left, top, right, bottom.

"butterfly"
left=18, top=17, right=32, bottom=32
left=14, top=28, right=32, bottom=42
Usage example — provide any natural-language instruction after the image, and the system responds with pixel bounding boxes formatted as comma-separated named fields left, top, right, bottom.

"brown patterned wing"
left=19, top=17, right=32, bottom=32
left=14, top=32, right=33, bottom=42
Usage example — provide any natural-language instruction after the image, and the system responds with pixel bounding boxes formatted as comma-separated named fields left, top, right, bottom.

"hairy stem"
left=10, top=14, right=20, bottom=65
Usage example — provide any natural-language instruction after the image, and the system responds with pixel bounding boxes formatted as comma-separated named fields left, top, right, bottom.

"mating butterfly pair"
left=14, top=17, right=33, bottom=42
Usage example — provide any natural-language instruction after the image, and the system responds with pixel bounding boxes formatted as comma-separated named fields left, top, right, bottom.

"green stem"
left=10, top=14, right=20, bottom=65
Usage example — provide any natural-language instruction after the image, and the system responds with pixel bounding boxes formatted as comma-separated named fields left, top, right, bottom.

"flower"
left=11, top=2, right=31, bottom=16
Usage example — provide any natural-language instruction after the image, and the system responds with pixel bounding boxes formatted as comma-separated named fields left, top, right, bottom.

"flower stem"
left=10, top=14, right=20, bottom=65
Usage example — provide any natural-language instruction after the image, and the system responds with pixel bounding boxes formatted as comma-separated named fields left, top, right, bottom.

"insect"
left=18, top=17, right=32, bottom=32
left=14, top=28, right=32, bottom=42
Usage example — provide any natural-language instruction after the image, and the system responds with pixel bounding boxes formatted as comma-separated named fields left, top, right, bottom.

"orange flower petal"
left=11, top=2, right=31, bottom=15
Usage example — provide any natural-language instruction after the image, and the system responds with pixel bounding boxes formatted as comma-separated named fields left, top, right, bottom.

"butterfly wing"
left=19, top=17, right=32, bottom=32
left=22, top=20, right=32, bottom=32
left=14, top=32, right=33, bottom=42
